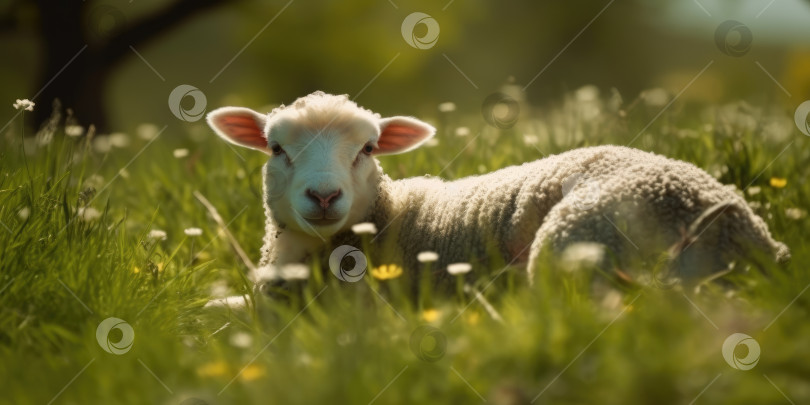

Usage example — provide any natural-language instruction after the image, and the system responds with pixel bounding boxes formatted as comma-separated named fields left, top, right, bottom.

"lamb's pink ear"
left=206, top=107, right=270, bottom=154
left=374, top=116, right=435, bottom=155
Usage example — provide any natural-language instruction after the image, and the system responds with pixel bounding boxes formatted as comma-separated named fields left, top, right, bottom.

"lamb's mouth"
left=305, top=217, right=342, bottom=227
left=298, top=208, right=344, bottom=228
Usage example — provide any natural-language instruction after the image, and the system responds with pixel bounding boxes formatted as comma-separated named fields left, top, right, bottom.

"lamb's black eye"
left=362, top=144, right=374, bottom=155
left=271, top=144, right=284, bottom=156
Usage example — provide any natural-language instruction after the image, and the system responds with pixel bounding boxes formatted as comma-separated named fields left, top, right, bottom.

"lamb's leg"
left=666, top=201, right=790, bottom=284
left=526, top=196, right=713, bottom=287
left=526, top=186, right=791, bottom=288
left=525, top=202, right=628, bottom=285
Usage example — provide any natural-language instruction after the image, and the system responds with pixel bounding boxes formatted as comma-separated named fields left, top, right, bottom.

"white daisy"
left=447, top=262, right=472, bottom=275
left=78, top=207, right=101, bottom=222
left=417, top=251, right=439, bottom=263
left=438, top=102, right=456, bottom=113
left=13, top=99, right=34, bottom=111
left=560, top=242, right=605, bottom=271
left=65, top=125, right=85, bottom=137
left=351, top=222, right=377, bottom=235
left=184, top=227, right=203, bottom=237
left=136, top=123, right=160, bottom=140
left=280, top=263, right=310, bottom=280
left=148, top=229, right=167, bottom=241
left=229, top=332, right=253, bottom=349
left=92, top=137, right=112, bottom=153
left=109, top=133, right=131, bottom=148
left=785, top=208, right=806, bottom=220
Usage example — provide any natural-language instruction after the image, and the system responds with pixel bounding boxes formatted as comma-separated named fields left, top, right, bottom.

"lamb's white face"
left=206, top=92, right=435, bottom=239
left=264, top=115, right=381, bottom=236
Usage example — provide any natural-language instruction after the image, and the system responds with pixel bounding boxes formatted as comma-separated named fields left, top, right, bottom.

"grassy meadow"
left=1, top=90, right=809, bottom=404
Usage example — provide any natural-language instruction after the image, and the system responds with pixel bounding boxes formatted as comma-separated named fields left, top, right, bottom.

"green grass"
left=1, top=94, right=809, bottom=405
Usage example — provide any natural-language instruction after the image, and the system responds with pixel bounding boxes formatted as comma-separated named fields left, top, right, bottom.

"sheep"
left=206, top=91, right=789, bottom=295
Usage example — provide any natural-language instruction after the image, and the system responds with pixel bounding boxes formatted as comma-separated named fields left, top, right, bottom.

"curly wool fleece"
left=262, top=145, right=788, bottom=284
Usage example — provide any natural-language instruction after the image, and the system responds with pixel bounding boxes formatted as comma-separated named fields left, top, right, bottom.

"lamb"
left=206, top=91, right=789, bottom=295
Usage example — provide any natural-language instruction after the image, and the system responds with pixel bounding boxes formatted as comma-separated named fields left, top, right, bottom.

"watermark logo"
left=96, top=317, right=135, bottom=355
left=265, top=165, right=290, bottom=202
left=722, top=333, right=760, bottom=370
left=87, top=5, right=126, bottom=41
left=401, top=12, right=440, bottom=49
left=482, top=92, right=520, bottom=129
left=714, top=20, right=753, bottom=57
left=561, top=172, right=601, bottom=210
left=794, top=100, right=810, bottom=136
left=409, top=325, right=446, bottom=362
left=328, top=245, right=367, bottom=282
left=169, top=85, right=207, bottom=122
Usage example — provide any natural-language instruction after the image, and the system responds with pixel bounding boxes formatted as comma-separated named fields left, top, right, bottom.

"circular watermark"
left=794, top=100, right=810, bottom=136
left=561, top=172, right=601, bottom=210
left=168, top=85, right=207, bottom=122
left=265, top=165, right=290, bottom=202
left=328, top=245, right=367, bottom=282
left=714, top=20, right=753, bottom=57
left=722, top=333, right=760, bottom=370
left=409, top=325, right=446, bottom=362
left=87, top=5, right=126, bottom=41
left=482, top=92, right=520, bottom=129
left=401, top=12, right=440, bottom=49
left=96, top=317, right=135, bottom=355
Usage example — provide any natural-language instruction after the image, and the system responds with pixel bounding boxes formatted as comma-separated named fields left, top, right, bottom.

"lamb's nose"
left=306, top=189, right=342, bottom=208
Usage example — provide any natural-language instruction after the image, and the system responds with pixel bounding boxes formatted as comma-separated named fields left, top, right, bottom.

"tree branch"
left=98, top=0, right=231, bottom=66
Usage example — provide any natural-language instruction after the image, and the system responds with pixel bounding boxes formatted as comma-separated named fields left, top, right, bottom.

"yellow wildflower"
left=422, top=308, right=440, bottom=322
left=371, top=264, right=403, bottom=280
left=465, top=311, right=480, bottom=326
left=197, top=361, right=228, bottom=378
left=133, top=266, right=140, bottom=274
left=240, top=364, right=266, bottom=381
left=769, top=177, right=787, bottom=188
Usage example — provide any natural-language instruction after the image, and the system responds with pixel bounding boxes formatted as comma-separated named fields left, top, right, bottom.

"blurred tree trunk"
left=31, top=0, right=228, bottom=133
left=33, top=1, right=101, bottom=131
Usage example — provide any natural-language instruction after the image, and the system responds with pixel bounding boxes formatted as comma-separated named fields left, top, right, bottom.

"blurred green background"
left=1, top=0, right=809, bottom=133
